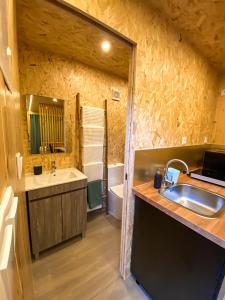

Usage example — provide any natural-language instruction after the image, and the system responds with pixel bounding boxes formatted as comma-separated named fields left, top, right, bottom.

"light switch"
left=6, top=47, right=12, bottom=56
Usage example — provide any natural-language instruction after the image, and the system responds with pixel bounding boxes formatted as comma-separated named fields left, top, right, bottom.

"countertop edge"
left=25, top=177, right=87, bottom=192
left=25, top=168, right=87, bottom=191
left=133, top=185, right=225, bottom=249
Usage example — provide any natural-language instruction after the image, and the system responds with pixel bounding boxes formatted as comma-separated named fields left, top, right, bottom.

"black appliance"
left=190, top=150, right=225, bottom=187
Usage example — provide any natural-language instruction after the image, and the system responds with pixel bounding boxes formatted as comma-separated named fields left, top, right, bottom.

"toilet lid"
left=110, top=184, right=124, bottom=198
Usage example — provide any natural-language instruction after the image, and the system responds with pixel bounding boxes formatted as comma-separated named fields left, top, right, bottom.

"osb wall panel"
left=148, top=0, right=225, bottom=72
left=17, top=0, right=130, bottom=79
left=63, top=0, right=219, bottom=150
left=61, top=0, right=221, bottom=278
left=19, top=44, right=128, bottom=174
left=213, top=75, right=225, bottom=145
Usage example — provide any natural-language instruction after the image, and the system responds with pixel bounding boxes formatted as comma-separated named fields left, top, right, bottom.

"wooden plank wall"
left=0, top=0, right=35, bottom=299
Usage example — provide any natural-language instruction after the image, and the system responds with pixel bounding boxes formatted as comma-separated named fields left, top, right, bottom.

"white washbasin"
left=25, top=168, right=87, bottom=191
left=34, top=171, right=77, bottom=184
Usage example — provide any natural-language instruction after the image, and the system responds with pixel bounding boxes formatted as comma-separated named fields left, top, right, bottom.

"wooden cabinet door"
left=29, top=195, right=62, bottom=256
left=62, top=190, right=87, bottom=241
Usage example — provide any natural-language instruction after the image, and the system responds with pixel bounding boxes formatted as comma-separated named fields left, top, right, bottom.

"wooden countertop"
left=133, top=175, right=225, bottom=249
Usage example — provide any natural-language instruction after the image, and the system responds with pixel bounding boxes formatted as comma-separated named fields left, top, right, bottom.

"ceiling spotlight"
left=101, top=41, right=111, bottom=52
left=53, top=98, right=58, bottom=102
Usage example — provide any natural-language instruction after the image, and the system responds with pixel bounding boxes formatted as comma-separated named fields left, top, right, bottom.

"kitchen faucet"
left=160, top=159, right=189, bottom=192
left=50, top=160, right=56, bottom=175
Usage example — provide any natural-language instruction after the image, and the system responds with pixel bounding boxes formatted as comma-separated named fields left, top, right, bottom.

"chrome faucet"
left=160, top=159, right=189, bottom=192
left=50, top=160, right=56, bottom=175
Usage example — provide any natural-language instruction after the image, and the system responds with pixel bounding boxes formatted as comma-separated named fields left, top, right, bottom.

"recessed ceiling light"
left=53, top=98, right=58, bottom=102
left=101, top=41, right=111, bottom=52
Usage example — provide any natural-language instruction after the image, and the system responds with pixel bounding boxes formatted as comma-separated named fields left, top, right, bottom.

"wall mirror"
left=25, top=94, right=66, bottom=154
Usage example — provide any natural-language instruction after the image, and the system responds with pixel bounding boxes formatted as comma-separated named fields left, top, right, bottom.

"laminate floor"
left=32, top=213, right=150, bottom=300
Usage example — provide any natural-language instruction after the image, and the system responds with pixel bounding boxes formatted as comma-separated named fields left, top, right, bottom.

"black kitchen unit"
left=131, top=196, right=225, bottom=300
left=190, top=150, right=225, bottom=187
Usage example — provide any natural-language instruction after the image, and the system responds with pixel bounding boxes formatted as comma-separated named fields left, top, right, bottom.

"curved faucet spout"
left=160, top=159, right=189, bottom=192
left=165, top=159, right=189, bottom=175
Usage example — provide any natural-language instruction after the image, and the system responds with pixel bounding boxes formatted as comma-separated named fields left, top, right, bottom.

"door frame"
left=53, top=0, right=137, bottom=279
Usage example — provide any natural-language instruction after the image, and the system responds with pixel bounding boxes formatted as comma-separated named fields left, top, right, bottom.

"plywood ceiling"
left=16, top=0, right=131, bottom=79
left=149, top=0, right=225, bottom=72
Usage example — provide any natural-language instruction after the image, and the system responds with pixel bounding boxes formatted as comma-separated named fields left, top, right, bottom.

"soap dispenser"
left=154, top=168, right=162, bottom=189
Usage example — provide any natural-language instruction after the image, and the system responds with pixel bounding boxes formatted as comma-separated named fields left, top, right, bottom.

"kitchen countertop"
left=133, top=175, right=225, bottom=249
left=25, top=168, right=87, bottom=191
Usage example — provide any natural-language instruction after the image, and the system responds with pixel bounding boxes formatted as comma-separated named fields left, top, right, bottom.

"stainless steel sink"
left=160, top=184, right=225, bottom=218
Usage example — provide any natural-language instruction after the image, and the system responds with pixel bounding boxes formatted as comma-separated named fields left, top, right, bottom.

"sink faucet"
left=160, top=159, right=189, bottom=192
left=50, top=160, right=56, bottom=175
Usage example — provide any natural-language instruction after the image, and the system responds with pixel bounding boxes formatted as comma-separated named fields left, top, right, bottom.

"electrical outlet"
left=204, top=137, right=208, bottom=144
left=182, top=136, right=187, bottom=145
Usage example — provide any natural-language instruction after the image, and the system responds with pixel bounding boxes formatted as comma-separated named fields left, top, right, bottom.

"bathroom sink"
left=34, top=170, right=77, bottom=185
left=160, top=184, right=225, bottom=218
left=25, top=168, right=87, bottom=191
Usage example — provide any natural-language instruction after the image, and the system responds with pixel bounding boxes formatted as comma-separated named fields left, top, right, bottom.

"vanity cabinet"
left=27, top=179, right=87, bottom=259
left=29, top=195, right=62, bottom=255
left=62, top=190, right=87, bottom=241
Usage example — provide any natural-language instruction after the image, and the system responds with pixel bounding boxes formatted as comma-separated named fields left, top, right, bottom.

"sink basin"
left=25, top=168, right=87, bottom=191
left=160, top=184, right=225, bottom=218
left=34, top=171, right=77, bottom=185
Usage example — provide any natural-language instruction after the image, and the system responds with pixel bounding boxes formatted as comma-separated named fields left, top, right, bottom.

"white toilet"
left=108, top=163, right=124, bottom=220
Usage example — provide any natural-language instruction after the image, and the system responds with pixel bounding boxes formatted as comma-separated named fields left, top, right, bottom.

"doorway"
left=16, top=0, right=137, bottom=297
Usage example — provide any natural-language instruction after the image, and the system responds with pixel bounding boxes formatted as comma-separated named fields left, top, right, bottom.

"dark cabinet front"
left=131, top=196, right=225, bottom=300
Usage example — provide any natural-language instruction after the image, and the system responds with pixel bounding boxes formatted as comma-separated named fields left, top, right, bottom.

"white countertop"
left=25, top=168, right=87, bottom=191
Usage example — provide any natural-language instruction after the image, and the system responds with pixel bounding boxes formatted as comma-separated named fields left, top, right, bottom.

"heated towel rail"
left=76, top=93, right=108, bottom=213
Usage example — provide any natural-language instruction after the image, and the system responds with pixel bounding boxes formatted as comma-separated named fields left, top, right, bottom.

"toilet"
left=108, top=163, right=124, bottom=220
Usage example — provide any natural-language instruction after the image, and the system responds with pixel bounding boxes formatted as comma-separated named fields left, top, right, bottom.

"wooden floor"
left=32, top=213, right=150, bottom=300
